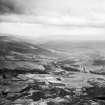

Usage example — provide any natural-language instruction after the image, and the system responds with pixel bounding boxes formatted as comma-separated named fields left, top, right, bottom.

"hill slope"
left=0, top=35, right=59, bottom=70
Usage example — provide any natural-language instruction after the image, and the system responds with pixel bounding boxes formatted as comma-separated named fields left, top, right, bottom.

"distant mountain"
left=40, top=40, right=105, bottom=52
left=0, top=36, right=60, bottom=57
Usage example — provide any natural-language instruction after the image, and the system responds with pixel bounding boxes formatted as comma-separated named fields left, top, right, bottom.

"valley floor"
left=1, top=71, right=105, bottom=105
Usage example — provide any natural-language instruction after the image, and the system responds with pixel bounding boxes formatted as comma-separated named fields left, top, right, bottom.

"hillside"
left=0, top=36, right=60, bottom=71
left=1, top=36, right=105, bottom=105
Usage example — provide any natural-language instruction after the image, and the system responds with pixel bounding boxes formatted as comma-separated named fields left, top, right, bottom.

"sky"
left=0, top=0, right=105, bottom=41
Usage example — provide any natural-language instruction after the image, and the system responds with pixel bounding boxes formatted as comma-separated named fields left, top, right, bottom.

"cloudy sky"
left=0, top=0, right=105, bottom=41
